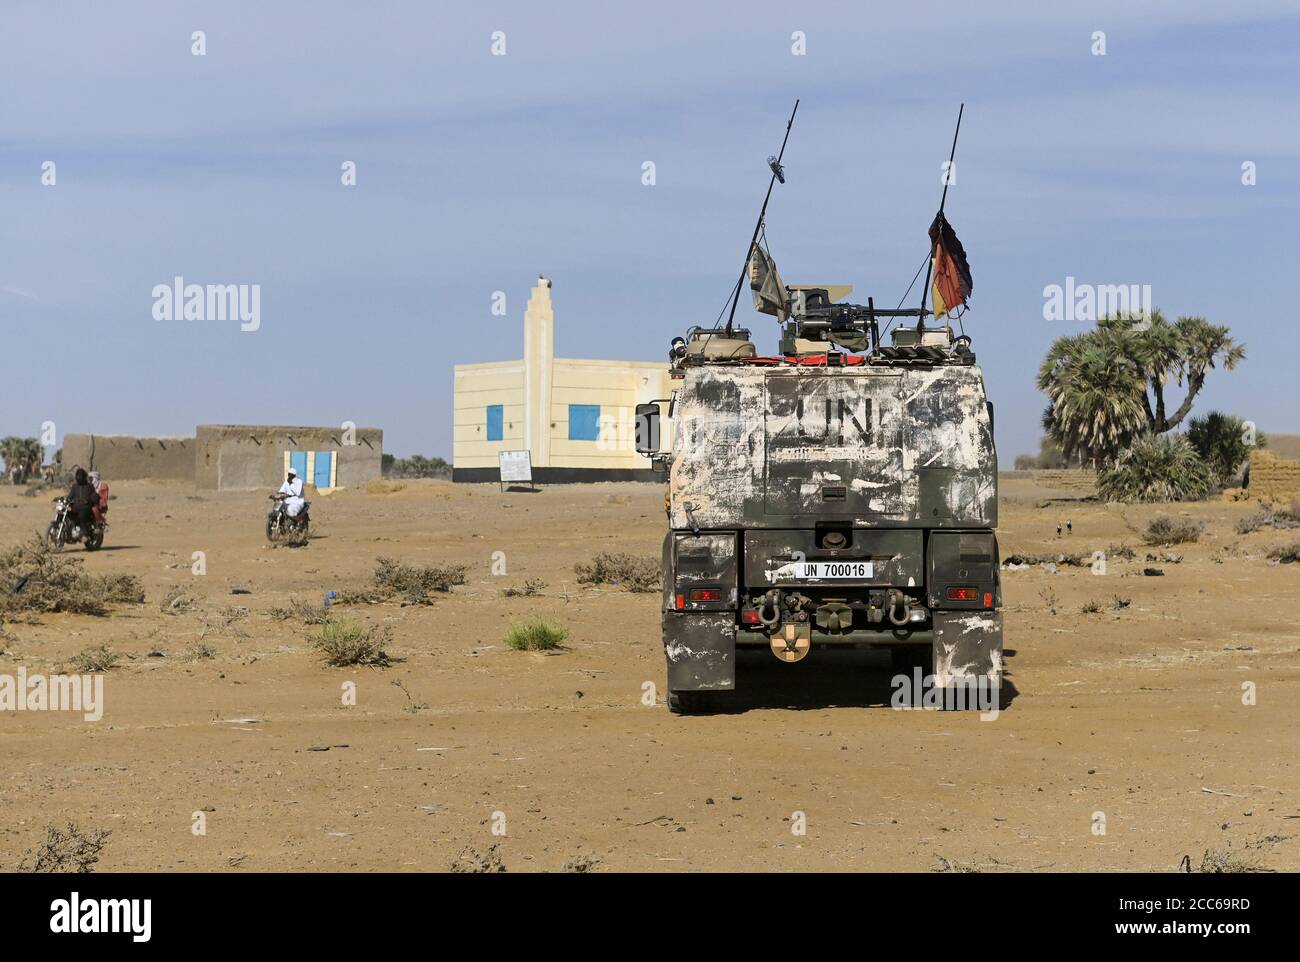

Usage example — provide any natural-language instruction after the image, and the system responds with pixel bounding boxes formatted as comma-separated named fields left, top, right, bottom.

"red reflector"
left=688, top=588, right=722, bottom=603
left=676, top=594, right=685, bottom=610
left=741, top=609, right=761, bottom=624
left=984, top=592, right=993, bottom=608
left=946, top=586, right=978, bottom=601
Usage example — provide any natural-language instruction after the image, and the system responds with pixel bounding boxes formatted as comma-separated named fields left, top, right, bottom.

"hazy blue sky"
left=3, top=0, right=1297, bottom=460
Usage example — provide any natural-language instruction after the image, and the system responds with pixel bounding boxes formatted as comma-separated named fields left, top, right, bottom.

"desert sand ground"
left=1, top=475, right=1297, bottom=872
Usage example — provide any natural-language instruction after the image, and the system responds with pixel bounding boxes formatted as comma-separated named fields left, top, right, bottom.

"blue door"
left=290, top=451, right=308, bottom=481
left=313, top=451, right=333, bottom=489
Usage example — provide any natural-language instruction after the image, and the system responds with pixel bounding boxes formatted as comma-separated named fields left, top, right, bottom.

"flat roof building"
left=452, top=277, right=674, bottom=482
left=63, top=425, right=382, bottom=491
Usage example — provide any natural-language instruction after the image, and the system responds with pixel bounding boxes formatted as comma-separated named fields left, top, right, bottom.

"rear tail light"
left=984, top=592, right=993, bottom=608
left=688, top=588, right=722, bottom=603
left=741, top=609, right=761, bottom=625
left=946, top=586, right=978, bottom=601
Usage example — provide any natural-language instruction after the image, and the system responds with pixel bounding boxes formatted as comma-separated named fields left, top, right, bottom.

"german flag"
left=929, top=213, right=972, bottom=320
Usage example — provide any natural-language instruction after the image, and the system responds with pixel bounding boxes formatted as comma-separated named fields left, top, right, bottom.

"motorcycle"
left=46, top=497, right=106, bottom=551
left=266, top=493, right=310, bottom=542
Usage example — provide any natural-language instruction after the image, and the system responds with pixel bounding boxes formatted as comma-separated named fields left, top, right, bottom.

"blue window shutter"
left=486, top=405, right=503, bottom=441
left=568, top=404, right=601, bottom=441
left=290, top=451, right=308, bottom=480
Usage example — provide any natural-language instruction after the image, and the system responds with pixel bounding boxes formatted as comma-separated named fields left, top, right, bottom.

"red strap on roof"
left=743, top=354, right=866, bottom=366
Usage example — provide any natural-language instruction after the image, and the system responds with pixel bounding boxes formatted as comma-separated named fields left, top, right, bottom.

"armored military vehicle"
left=635, top=106, right=1001, bottom=714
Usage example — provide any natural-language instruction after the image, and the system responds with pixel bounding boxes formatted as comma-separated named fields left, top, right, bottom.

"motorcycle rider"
left=275, top=466, right=307, bottom=520
left=66, top=468, right=99, bottom=535
left=89, top=470, right=110, bottom=526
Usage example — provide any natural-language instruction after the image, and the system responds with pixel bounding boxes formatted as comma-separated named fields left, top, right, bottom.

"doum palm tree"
left=1037, top=310, right=1245, bottom=467
left=0, top=436, right=44, bottom=484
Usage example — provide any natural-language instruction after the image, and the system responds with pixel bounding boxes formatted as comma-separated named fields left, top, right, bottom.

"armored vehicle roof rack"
left=669, top=320, right=975, bottom=372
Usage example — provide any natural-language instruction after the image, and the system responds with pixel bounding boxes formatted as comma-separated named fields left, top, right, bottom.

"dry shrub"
left=1267, top=540, right=1300, bottom=564
left=1038, top=587, right=1059, bottom=615
left=67, top=644, right=119, bottom=673
left=450, top=843, right=506, bottom=873
left=1276, top=502, right=1300, bottom=524
left=502, top=578, right=546, bottom=597
left=95, top=574, right=144, bottom=604
left=339, top=557, right=467, bottom=606
left=1143, top=516, right=1202, bottom=546
left=197, top=606, right=250, bottom=640
left=1182, top=848, right=1271, bottom=874
left=933, top=855, right=981, bottom=873
left=574, top=552, right=661, bottom=592
left=1236, top=502, right=1300, bottom=534
left=160, top=587, right=199, bottom=614
left=1235, top=509, right=1271, bottom=534
left=269, top=597, right=333, bottom=624
left=21, top=822, right=110, bottom=873
left=0, top=538, right=143, bottom=616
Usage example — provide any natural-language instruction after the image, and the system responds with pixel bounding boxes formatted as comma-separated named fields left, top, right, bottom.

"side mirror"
left=635, top=403, right=661, bottom=456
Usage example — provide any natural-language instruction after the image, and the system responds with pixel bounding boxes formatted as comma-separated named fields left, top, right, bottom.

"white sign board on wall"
left=498, top=450, right=534, bottom=490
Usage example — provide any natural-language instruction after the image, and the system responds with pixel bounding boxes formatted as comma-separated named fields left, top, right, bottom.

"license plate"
left=795, top=561, right=873, bottom=580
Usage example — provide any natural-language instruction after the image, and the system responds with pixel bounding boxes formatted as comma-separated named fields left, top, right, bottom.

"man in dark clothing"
left=67, top=468, right=99, bottom=534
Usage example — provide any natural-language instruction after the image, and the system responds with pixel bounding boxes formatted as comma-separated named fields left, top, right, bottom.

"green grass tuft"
left=313, top=619, right=391, bottom=667
left=504, top=618, right=568, bottom=651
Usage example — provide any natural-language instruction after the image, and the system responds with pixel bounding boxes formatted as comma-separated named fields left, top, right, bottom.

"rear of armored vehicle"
left=659, top=361, right=1001, bottom=714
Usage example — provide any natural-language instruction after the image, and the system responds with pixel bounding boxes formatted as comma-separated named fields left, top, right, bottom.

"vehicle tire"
left=265, top=516, right=279, bottom=542
left=668, top=690, right=719, bottom=715
left=45, top=522, right=65, bottom=551
left=285, top=518, right=308, bottom=545
left=84, top=529, right=103, bottom=551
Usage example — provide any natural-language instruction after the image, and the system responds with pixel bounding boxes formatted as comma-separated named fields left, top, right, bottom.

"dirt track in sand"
left=1, top=476, right=1297, bottom=872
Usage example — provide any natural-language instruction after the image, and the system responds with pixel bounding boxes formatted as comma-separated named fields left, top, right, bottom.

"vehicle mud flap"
left=932, top=610, right=1003, bottom=689
left=663, top=612, right=736, bottom=692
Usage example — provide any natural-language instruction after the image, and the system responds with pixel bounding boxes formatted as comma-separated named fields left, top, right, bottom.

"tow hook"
left=887, top=589, right=911, bottom=627
left=758, top=589, right=783, bottom=627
